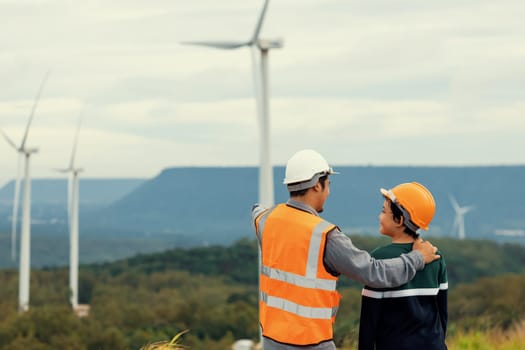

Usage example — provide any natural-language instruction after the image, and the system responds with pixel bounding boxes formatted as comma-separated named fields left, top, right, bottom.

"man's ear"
left=312, top=181, right=322, bottom=192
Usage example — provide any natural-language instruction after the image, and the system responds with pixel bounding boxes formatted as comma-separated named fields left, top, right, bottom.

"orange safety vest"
left=254, top=204, right=341, bottom=346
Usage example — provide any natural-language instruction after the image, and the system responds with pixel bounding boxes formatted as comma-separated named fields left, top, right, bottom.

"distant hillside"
left=0, top=166, right=523, bottom=257
left=91, top=165, right=525, bottom=245
left=0, top=178, right=145, bottom=229
left=0, top=178, right=145, bottom=206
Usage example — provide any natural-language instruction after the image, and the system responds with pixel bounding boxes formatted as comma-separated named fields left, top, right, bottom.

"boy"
left=358, top=182, right=448, bottom=350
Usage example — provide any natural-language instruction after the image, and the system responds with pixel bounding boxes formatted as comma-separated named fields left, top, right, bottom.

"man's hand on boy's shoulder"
left=412, top=238, right=440, bottom=264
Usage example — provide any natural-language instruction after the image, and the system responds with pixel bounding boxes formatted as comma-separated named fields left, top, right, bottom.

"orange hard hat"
left=380, top=182, right=436, bottom=231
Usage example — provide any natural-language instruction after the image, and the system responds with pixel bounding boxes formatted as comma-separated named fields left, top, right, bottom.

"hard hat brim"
left=380, top=188, right=393, bottom=201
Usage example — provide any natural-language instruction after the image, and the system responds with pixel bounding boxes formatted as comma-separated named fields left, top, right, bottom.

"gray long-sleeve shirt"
left=253, top=200, right=424, bottom=350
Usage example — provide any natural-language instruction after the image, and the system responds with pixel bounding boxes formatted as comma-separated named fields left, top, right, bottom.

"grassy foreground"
left=337, top=320, right=525, bottom=350
left=446, top=320, right=525, bottom=350
left=147, top=322, right=525, bottom=350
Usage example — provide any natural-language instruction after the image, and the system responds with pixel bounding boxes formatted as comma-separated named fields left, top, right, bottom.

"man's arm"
left=324, top=230, right=429, bottom=288
left=251, top=204, right=268, bottom=245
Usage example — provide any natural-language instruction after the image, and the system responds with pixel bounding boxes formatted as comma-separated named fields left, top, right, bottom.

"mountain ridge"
left=93, top=165, right=525, bottom=245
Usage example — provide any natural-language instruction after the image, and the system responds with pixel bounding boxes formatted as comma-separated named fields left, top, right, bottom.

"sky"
left=1, top=0, right=524, bottom=188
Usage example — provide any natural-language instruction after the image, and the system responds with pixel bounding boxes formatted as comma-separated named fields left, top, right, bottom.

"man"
left=252, top=149, right=440, bottom=350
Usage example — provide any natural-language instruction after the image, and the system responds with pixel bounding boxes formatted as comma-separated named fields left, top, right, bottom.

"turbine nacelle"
left=181, top=38, right=283, bottom=51
left=257, top=38, right=283, bottom=50
left=0, top=130, right=38, bottom=156
left=23, top=148, right=39, bottom=156
left=457, top=205, right=475, bottom=215
left=54, top=167, right=83, bottom=174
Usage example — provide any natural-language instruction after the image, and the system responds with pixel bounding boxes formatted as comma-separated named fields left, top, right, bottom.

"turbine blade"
left=11, top=155, right=23, bottom=260
left=69, top=112, right=83, bottom=169
left=252, top=0, right=270, bottom=42
left=448, top=194, right=460, bottom=211
left=0, top=129, right=19, bottom=150
left=20, top=71, right=51, bottom=150
left=180, top=40, right=249, bottom=50
left=463, top=205, right=475, bottom=213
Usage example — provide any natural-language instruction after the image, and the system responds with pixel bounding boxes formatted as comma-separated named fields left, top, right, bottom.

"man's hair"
left=289, top=175, right=328, bottom=197
left=388, top=199, right=420, bottom=239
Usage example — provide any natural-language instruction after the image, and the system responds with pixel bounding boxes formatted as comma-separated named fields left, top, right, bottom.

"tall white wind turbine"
left=56, top=114, right=83, bottom=310
left=449, top=195, right=475, bottom=240
left=181, top=0, right=282, bottom=208
left=0, top=72, right=49, bottom=312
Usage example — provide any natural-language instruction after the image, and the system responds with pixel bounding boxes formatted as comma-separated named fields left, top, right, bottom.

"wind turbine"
left=55, top=113, right=83, bottom=310
left=449, top=195, right=475, bottom=240
left=181, top=0, right=282, bottom=207
left=0, top=72, right=50, bottom=312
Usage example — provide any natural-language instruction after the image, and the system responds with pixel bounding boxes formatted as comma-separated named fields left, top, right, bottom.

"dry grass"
left=446, top=320, right=525, bottom=350
left=139, top=322, right=525, bottom=350
left=139, top=330, right=190, bottom=350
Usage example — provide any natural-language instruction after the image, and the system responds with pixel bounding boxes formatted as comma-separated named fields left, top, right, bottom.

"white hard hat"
left=283, top=149, right=338, bottom=190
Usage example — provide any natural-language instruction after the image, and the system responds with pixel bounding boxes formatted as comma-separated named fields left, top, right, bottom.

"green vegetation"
left=0, top=236, right=523, bottom=349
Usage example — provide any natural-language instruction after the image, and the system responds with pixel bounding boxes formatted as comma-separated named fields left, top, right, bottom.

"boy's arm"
left=437, top=258, right=449, bottom=335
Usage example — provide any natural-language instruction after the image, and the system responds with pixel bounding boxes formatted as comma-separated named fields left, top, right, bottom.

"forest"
left=0, top=236, right=524, bottom=349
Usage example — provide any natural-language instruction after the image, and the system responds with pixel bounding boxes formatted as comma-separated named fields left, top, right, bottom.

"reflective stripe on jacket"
left=254, top=203, right=341, bottom=346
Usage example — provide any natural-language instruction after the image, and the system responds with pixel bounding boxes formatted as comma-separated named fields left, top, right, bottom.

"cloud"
left=1, top=0, right=525, bottom=188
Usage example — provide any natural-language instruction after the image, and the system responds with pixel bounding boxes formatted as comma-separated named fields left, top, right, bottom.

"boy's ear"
left=396, top=215, right=405, bottom=228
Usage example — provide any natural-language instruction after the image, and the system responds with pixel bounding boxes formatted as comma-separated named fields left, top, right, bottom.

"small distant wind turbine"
left=449, top=195, right=475, bottom=240
left=0, top=71, right=50, bottom=312
left=181, top=0, right=281, bottom=207
left=55, top=113, right=83, bottom=310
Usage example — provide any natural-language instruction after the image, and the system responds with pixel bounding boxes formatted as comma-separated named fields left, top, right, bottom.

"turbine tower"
left=56, top=114, right=83, bottom=310
left=181, top=0, right=281, bottom=207
left=449, top=195, right=474, bottom=240
left=0, top=72, right=49, bottom=312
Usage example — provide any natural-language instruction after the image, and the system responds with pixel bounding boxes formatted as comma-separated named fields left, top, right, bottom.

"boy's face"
left=378, top=199, right=401, bottom=237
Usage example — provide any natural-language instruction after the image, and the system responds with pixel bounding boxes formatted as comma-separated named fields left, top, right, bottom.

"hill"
left=0, top=178, right=144, bottom=228
left=94, top=165, right=525, bottom=245
left=0, top=178, right=144, bottom=206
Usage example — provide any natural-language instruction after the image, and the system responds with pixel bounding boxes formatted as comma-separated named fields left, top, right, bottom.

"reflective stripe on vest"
left=260, top=291, right=336, bottom=320
left=261, top=265, right=336, bottom=291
